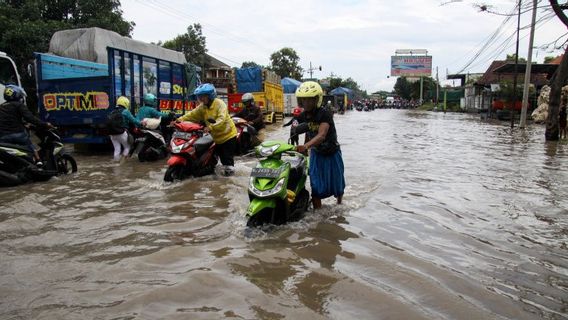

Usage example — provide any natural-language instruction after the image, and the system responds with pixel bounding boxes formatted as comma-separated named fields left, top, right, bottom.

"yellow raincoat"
left=178, top=98, right=237, bottom=144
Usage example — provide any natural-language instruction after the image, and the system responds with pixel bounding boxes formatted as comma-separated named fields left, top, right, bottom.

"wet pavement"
left=1, top=110, right=567, bottom=319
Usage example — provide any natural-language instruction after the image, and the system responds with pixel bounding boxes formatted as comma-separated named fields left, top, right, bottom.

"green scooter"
left=246, top=123, right=310, bottom=227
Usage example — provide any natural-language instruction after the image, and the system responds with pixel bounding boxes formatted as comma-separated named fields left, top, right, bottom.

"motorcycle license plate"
left=173, top=132, right=191, bottom=140
left=251, top=168, right=281, bottom=178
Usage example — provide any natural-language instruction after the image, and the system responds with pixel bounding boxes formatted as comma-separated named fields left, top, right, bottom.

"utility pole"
left=436, top=66, right=440, bottom=108
left=511, top=0, right=522, bottom=128
left=520, top=0, right=538, bottom=128
left=307, top=62, right=322, bottom=79
left=419, top=76, right=424, bottom=105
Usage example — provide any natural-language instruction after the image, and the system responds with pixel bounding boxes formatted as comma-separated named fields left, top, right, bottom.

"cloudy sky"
left=121, top=0, right=566, bottom=92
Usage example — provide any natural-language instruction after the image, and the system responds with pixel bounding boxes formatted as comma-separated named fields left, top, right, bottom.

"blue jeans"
left=0, top=131, right=35, bottom=153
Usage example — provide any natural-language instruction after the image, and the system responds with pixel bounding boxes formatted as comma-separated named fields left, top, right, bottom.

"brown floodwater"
left=1, top=110, right=567, bottom=320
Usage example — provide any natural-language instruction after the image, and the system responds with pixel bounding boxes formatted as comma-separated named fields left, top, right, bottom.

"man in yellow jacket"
left=177, top=83, right=237, bottom=176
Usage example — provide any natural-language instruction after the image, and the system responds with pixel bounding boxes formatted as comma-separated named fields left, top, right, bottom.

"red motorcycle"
left=164, top=122, right=217, bottom=182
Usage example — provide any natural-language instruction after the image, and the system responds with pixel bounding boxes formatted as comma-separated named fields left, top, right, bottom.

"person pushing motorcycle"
left=175, top=83, right=237, bottom=176
left=295, top=81, right=345, bottom=209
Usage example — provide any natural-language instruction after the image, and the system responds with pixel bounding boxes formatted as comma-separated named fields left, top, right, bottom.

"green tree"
left=505, top=53, right=527, bottom=63
left=341, top=77, right=360, bottom=91
left=543, top=56, right=556, bottom=63
left=162, top=23, right=207, bottom=68
left=410, top=77, right=438, bottom=101
left=268, top=47, right=303, bottom=79
left=0, top=0, right=134, bottom=68
left=0, top=0, right=134, bottom=108
left=394, top=77, right=412, bottom=100
left=241, top=61, right=263, bottom=68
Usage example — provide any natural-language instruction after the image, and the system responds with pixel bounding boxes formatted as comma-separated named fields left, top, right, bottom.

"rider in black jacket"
left=0, top=85, right=52, bottom=163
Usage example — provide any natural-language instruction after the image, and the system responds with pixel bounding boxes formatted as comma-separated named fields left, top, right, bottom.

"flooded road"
left=1, top=110, right=567, bottom=320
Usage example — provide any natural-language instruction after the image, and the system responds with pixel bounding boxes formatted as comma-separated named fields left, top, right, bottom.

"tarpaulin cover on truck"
left=236, top=67, right=263, bottom=93
left=49, top=27, right=186, bottom=65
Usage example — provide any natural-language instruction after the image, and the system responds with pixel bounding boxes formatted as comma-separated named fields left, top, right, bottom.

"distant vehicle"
left=0, top=52, right=22, bottom=105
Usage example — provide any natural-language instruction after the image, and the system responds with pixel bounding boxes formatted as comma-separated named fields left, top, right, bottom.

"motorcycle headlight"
left=249, top=177, right=286, bottom=198
left=258, top=144, right=279, bottom=157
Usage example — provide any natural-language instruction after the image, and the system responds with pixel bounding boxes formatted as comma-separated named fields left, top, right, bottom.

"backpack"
left=106, top=109, right=125, bottom=134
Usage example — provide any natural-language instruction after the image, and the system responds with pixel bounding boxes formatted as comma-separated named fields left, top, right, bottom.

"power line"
left=453, top=3, right=519, bottom=74
left=453, top=2, right=559, bottom=74
left=463, top=11, right=557, bottom=72
left=142, top=0, right=273, bottom=55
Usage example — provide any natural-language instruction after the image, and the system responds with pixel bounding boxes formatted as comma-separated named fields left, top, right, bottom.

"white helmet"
left=242, top=93, right=254, bottom=104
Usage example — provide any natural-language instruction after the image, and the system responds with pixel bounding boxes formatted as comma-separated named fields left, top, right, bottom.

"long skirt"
left=309, top=149, right=346, bottom=199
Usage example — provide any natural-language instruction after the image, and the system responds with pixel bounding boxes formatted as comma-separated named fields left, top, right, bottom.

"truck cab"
left=0, top=52, right=22, bottom=104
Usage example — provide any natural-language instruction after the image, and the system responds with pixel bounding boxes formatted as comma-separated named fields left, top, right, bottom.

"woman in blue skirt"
left=295, top=81, right=345, bottom=209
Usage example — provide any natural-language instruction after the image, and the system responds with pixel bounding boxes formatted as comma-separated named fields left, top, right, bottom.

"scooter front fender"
left=167, top=155, right=187, bottom=167
left=247, top=198, right=276, bottom=217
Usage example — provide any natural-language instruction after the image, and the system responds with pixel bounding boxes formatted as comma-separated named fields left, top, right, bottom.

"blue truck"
left=35, top=28, right=200, bottom=144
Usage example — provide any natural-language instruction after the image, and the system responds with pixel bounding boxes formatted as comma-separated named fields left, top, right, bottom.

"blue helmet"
left=193, top=83, right=217, bottom=100
left=143, top=93, right=157, bottom=107
left=3, top=84, right=26, bottom=102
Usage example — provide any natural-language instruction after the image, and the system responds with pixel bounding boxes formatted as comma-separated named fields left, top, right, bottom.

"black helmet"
left=4, top=85, right=26, bottom=102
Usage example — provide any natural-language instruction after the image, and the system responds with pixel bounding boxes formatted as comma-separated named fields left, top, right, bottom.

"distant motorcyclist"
left=176, top=83, right=237, bottom=176
left=234, top=93, right=265, bottom=141
left=0, top=85, right=53, bottom=165
left=282, top=107, right=303, bottom=146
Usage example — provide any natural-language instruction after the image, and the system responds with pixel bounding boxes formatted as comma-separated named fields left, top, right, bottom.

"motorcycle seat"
left=194, top=134, right=214, bottom=154
left=0, top=143, right=32, bottom=153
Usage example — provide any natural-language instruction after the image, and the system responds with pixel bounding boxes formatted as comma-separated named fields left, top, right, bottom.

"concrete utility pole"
left=436, top=67, right=440, bottom=108
left=511, top=0, right=522, bottom=128
left=419, top=77, right=424, bottom=105
left=520, top=0, right=538, bottom=128
left=307, top=62, right=322, bottom=79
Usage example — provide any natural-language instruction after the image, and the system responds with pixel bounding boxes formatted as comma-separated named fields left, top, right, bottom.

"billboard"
left=391, top=56, right=432, bottom=77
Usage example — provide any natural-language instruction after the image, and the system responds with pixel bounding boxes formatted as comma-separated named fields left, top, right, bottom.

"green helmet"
left=144, top=93, right=158, bottom=107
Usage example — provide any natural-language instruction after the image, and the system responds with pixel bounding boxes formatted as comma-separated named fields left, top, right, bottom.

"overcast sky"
left=121, top=0, right=566, bottom=92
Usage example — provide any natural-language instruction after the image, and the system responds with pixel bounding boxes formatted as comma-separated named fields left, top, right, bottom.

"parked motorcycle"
left=163, top=121, right=217, bottom=182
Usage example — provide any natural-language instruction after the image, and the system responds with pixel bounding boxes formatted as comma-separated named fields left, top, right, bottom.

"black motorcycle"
left=0, top=127, right=77, bottom=187
left=130, top=127, right=168, bottom=162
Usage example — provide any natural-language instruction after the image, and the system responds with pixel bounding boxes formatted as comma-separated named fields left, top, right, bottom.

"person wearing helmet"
left=108, top=96, right=142, bottom=162
left=176, top=83, right=237, bottom=176
left=294, top=81, right=345, bottom=209
left=0, top=85, right=53, bottom=164
left=282, top=106, right=304, bottom=146
left=136, top=93, right=172, bottom=122
left=234, top=93, right=265, bottom=132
